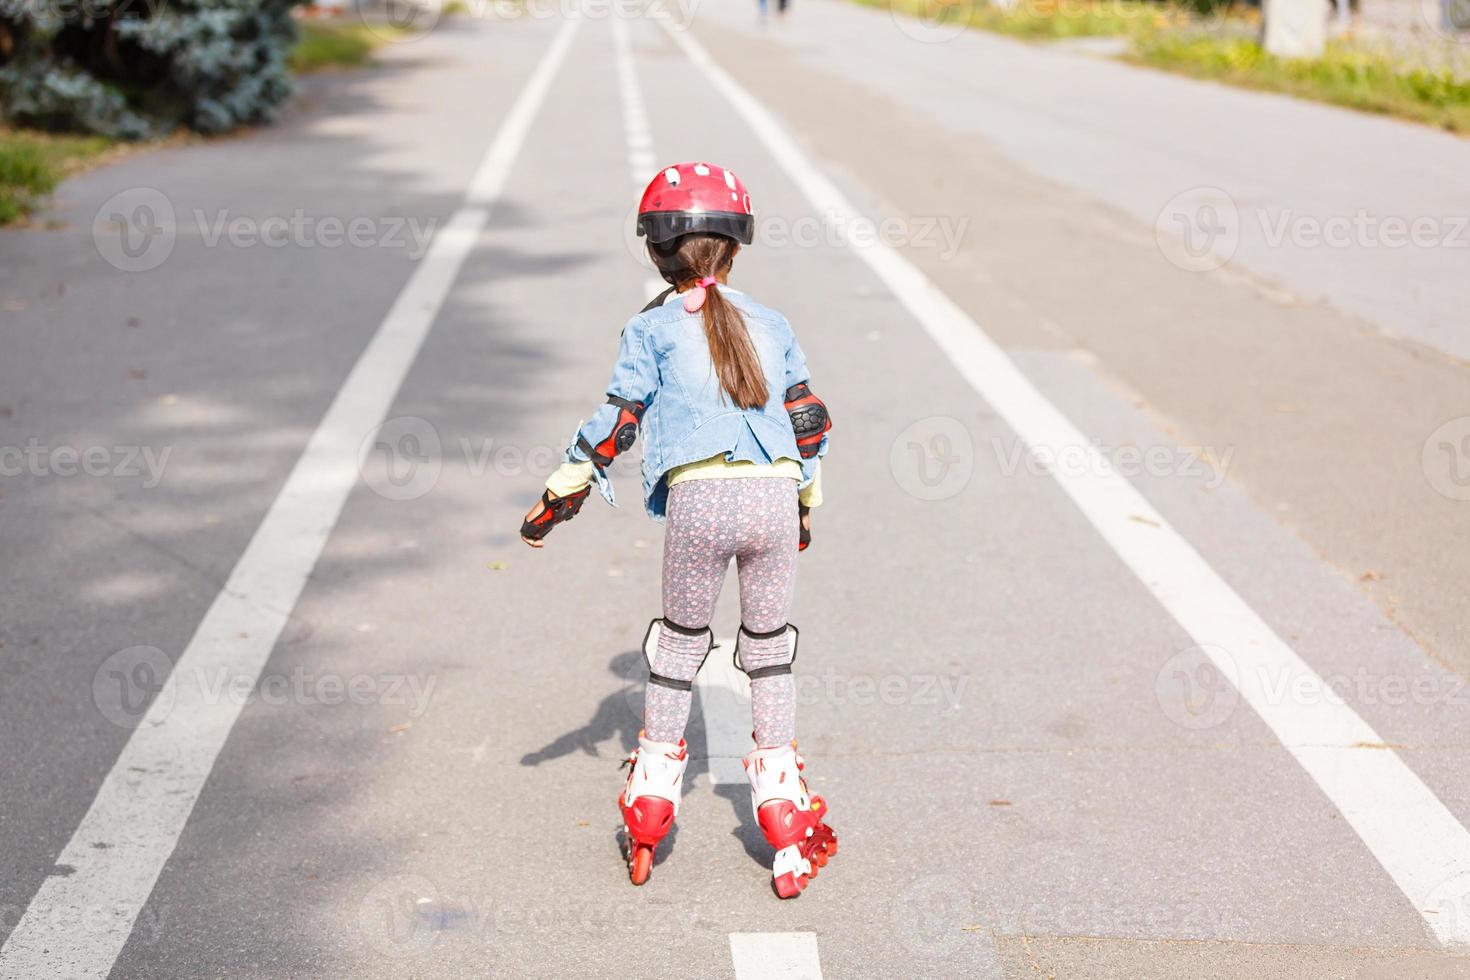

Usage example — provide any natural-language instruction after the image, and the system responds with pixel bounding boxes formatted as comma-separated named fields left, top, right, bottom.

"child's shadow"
left=517, top=649, right=767, bottom=869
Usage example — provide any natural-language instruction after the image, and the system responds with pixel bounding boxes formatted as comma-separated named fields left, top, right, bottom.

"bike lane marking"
left=0, top=18, right=583, bottom=980
left=656, top=1, right=1470, bottom=948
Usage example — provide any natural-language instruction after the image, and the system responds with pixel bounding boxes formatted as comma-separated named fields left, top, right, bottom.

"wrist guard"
left=784, top=382, right=830, bottom=459
left=521, top=486, right=590, bottom=541
left=798, top=503, right=811, bottom=552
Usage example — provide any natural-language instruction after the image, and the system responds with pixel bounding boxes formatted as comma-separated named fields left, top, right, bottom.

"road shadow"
left=518, top=649, right=772, bottom=871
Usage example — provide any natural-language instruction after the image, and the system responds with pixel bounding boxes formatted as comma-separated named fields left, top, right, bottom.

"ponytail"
left=647, top=235, right=768, bottom=410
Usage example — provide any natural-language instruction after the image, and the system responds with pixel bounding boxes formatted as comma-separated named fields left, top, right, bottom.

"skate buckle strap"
left=733, top=623, right=799, bottom=680
left=642, top=618, right=715, bottom=691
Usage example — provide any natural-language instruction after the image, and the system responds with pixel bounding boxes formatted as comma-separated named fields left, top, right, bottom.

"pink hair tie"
left=683, top=276, right=719, bottom=313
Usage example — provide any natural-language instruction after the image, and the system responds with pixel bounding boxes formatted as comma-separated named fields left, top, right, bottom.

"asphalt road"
left=2, top=4, right=1469, bottom=978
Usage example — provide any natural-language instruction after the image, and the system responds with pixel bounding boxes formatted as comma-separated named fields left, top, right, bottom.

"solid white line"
left=659, top=10, right=1470, bottom=947
left=730, top=932, right=824, bottom=980
left=0, top=18, right=582, bottom=980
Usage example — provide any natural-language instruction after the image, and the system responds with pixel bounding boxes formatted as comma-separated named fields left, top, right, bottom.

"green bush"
left=0, top=0, right=302, bottom=139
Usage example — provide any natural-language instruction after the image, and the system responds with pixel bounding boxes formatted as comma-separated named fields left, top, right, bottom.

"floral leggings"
left=643, top=478, right=799, bottom=748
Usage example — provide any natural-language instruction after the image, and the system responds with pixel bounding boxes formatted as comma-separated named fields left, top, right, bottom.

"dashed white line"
left=614, top=17, right=820, bottom=975
left=657, top=5, right=1470, bottom=948
left=0, top=18, right=582, bottom=979
left=697, top=638, right=753, bottom=784
left=730, top=932, right=824, bottom=980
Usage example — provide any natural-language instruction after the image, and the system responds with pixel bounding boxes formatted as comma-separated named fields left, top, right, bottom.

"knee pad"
left=642, top=618, right=714, bottom=691
left=733, top=624, right=800, bottom=679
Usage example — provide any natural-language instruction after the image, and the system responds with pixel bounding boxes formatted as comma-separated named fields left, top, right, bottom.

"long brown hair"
left=647, top=234, right=768, bottom=410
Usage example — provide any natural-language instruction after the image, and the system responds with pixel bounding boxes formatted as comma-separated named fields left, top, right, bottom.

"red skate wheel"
left=629, top=844, right=653, bottom=885
left=812, top=847, right=828, bottom=868
left=773, top=871, right=802, bottom=899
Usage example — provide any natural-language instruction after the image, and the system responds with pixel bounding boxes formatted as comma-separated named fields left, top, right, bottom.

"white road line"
left=0, top=19, right=581, bottom=980
left=658, top=9, right=1470, bottom=948
left=615, top=22, right=810, bottom=974
left=730, top=932, right=824, bottom=980
left=698, top=638, right=753, bottom=784
left=615, top=10, right=751, bottom=783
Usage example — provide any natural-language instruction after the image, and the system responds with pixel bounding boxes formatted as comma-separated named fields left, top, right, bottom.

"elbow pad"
left=577, top=395, right=645, bottom=467
left=784, top=382, right=830, bottom=460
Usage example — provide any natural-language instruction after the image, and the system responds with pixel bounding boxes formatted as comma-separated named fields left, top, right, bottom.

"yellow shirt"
left=546, top=455, right=822, bottom=507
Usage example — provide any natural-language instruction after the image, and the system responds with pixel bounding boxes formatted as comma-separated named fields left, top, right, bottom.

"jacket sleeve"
left=783, top=330, right=812, bottom=392
left=566, top=314, right=658, bottom=465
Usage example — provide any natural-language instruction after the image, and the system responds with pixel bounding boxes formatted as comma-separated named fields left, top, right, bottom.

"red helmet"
left=636, top=162, right=754, bottom=245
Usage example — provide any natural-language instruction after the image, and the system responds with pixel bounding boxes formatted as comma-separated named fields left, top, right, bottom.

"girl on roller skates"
left=519, top=162, right=836, bottom=899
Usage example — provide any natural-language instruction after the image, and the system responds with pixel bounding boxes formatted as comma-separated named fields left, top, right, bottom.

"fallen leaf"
left=1359, top=570, right=1383, bottom=582
left=1128, top=515, right=1160, bottom=528
left=988, top=800, right=1012, bottom=807
left=389, top=722, right=412, bottom=734
left=487, top=561, right=508, bottom=570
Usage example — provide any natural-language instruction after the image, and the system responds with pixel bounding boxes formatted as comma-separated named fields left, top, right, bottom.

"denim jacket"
left=567, top=288, right=826, bottom=519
